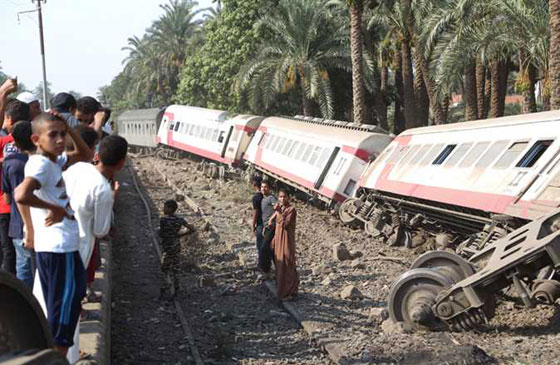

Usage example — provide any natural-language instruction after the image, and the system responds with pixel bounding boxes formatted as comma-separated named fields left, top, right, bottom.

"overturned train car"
left=340, top=110, right=560, bottom=256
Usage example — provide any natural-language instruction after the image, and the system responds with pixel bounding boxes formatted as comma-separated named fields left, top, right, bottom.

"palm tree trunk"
left=401, top=37, right=418, bottom=129
left=442, top=95, right=450, bottom=123
left=413, top=55, right=430, bottom=125
left=483, top=73, right=491, bottom=118
left=412, top=47, right=445, bottom=124
left=489, top=60, right=508, bottom=118
left=550, top=0, right=560, bottom=109
left=476, top=59, right=486, bottom=119
left=394, top=49, right=405, bottom=134
left=349, top=1, right=367, bottom=124
left=522, top=63, right=537, bottom=113
left=464, top=61, right=478, bottom=120
left=301, top=80, right=312, bottom=116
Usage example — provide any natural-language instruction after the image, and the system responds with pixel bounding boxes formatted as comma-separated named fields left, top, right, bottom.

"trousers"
left=259, top=224, right=275, bottom=273
left=0, top=213, right=15, bottom=274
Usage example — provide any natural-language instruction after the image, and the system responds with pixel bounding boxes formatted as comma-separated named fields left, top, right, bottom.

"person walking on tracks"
left=159, top=199, right=195, bottom=298
left=259, top=180, right=276, bottom=279
left=269, top=189, right=299, bottom=300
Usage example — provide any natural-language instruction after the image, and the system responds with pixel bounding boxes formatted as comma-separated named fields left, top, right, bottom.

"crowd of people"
left=0, top=78, right=127, bottom=363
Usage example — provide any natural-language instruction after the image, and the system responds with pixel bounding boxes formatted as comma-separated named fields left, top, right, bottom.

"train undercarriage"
left=339, top=188, right=560, bottom=332
left=338, top=187, right=528, bottom=257
left=388, top=208, right=560, bottom=331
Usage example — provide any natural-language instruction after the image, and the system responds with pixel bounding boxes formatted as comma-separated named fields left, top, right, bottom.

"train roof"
left=166, top=104, right=230, bottom=122
left=117, top=108, right=162, bottom=122
left=401, top=110, right=560, bottom=136
left=261, top=116, right=391, bottom=146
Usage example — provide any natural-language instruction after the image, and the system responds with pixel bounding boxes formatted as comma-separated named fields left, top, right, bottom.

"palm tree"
left=235, top=0, right=350, bottom=118
left=348, top=0, right=368, bottom=124
left=550, top=0, right=560, bottom=109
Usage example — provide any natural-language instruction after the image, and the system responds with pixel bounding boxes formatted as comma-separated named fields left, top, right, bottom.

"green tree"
left=550, top=0, right=560, bottom=109
left=175, top=0, right=274, bottom=111
left=234, top=0, right=349, bottom=117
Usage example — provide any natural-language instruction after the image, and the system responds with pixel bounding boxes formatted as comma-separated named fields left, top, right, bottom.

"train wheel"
left=387, top=268, right=454, bottom=331
left=410, top=251, right=475, bottom=281
left=338, top=198, right=360, bottom=225
left=0, top=271, right=53, bottom=353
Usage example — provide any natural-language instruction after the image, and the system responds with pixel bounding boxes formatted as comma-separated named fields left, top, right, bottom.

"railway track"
left=128, top=164, right=204, bottom=365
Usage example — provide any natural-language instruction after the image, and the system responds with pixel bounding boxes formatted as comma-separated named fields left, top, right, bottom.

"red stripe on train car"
left=254, top=146, right=346, bottom=203
left=341, top=146, right=370, bottom=162
left=165, top=136, right=239, bottom=166
left=235, top=125, right=256, bottom=133
left=374, top=164, right=516, bottom=214
left=164, top=111, right=174, bottom=120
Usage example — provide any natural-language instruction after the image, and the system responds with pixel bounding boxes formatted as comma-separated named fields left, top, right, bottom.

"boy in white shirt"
left=15, top=112, right=93, bottom=356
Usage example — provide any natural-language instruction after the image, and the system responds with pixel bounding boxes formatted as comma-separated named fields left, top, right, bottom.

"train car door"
left=314, top=147, right=340, bottom=189
left=220, top=126, right=234, bottom=158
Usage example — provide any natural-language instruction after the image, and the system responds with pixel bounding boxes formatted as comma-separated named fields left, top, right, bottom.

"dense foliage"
left=98, top=0, right=560, bottom=132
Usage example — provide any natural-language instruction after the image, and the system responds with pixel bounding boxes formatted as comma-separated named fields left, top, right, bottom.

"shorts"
left=36, top=251, right=86, bottom=347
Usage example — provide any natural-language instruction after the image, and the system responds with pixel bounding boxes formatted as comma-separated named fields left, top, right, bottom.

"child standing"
left=159, top=199, right=195, bottom=298
left=15, top=112, right=93, bottom=355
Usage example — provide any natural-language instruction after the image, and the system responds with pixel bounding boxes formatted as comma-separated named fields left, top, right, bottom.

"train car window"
left=335, top=158, right=347, bottom=175
left=271, top=135, right=281, bottom=151
left=343, top=179, right=357, bottom=196
left=459, top=142, right=490, bottom=168
left=419, top=144, right=444, bottom=166
left=264, top=134, right=273, bottom=149
left=475, top=140, right=509, bottom=168
left=397, top=145, right=420, bottom=167
left=516, top=140, right=554, bottom=168
left=195, top=125, right=202, bottom=138
left=410, top=145, right=430, bottom=165
left=282, top=140, right=293, bottom=155
left=303, top=144, right=314, bottom=162
left=258, top=134, right=267, bottom=146
left=168, top=121, right=174, bottom=131
left=276, top=137, right=287, bottom=153
left=296, top=143, right=307, bottom=160
left=316, top=148, right=331, bottom=168
left=189, top=124, right=196, bottom=136
left=445, top=143, right=472, bottom=167
left=387, top=146, right=407, bottom=164
left=494, top=141, right=529, bottom=169
left=205, top=127, right=213, bottom=140
left=432, top=144, right=457, bottom=165
left=288, top=141, right=300, bottom=158
left=309, top=146, right=322, bottom=166
left=212, top=129, right=219, bottom=141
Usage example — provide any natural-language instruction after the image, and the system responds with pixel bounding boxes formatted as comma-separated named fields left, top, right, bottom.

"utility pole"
left=34, top=0, right=49, bottom=109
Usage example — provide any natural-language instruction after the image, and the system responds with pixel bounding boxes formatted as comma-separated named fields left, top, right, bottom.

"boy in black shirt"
left=159, top=199, right=195, bottom=298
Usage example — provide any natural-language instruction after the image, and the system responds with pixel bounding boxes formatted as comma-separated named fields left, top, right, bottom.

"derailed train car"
left=340, top=110, right=560, bottom=255
left=243, top=116, right=393, bottom=206
left=156, top=105, right=264, bottom=166
left=116, top=108, right=164, bottom=149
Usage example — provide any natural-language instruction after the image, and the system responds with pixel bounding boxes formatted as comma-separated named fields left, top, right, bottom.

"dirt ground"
left=111, top=164, right=327, bottom=364
left=125, top=155, right=560, bottom=365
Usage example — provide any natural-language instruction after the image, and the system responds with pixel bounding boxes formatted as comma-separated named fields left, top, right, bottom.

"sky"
left=0, top=0, right=214, bottom=99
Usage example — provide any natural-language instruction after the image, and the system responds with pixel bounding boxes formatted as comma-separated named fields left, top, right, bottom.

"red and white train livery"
left=243, top=116, right=393, bottom=205
left=341, top=110, right=560, bottom=252
left=156, top=105, right=264, bottom=166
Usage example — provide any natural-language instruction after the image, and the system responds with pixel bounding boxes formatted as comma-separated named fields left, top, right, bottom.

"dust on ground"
left=111, top=163, right=326, bottom=364
left=131, top=155, right=560, bottom=365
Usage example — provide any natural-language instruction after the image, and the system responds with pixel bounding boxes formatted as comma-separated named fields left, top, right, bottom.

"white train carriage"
left=156, top=105, right=264, bottom=166
left=244, top=116, right=392, bottom=205
left=116, top=108, right=163, bottom=148
left=343, top=110, right=560, bottom=250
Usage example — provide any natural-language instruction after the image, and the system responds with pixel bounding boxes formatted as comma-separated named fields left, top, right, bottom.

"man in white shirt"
left=63, top=135, right=127, bottom=363
left=64, top=135, right=127, bottom=270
